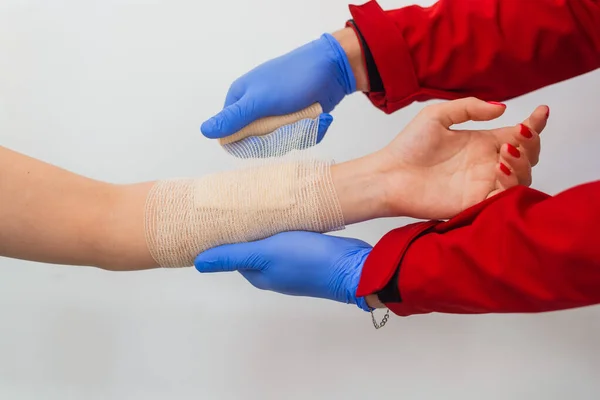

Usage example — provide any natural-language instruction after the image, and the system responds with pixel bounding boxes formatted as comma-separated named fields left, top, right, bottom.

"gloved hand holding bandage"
left=200, top=30, right=362, bottom=144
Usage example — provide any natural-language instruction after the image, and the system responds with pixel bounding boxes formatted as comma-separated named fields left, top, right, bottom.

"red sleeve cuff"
left=388, top=187, right=552, bottom=317
left=349, top=1, right=452, bottom=113
left=360, top=187, right=522, bottom=317
left=356, top=220, right=439, bottom=297
left=348, top=1, right=418, bottom=113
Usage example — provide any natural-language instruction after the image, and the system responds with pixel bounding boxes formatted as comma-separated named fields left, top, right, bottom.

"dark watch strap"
left=347, top=20, right=384, bottom=92
left=376, top=264, right=402, bottom=303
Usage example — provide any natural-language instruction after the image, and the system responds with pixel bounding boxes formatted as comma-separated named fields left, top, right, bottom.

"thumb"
left=428, top=97, right=507, bottom=128
left=316, top=113, right=333, bottom=144
left=194, top=241, right=266, bottom=273
left=200, top=96, right=254, bottom=139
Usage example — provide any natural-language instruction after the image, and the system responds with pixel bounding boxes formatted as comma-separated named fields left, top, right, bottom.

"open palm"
left=381, top=98, right=548, bottom=219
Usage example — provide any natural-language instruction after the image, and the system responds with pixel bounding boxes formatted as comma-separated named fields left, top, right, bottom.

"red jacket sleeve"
left=356, top=181, right=600, bottom=316
left=348, top=0, right=600, bottom=113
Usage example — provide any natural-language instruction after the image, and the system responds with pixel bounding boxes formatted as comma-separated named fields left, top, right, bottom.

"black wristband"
left=376, top=264, right=402, bottom=303
left=347, top=20, right=384, bottom=92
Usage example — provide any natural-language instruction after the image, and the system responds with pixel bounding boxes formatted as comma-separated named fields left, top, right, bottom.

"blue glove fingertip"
left=200, top=117, right=220, bottom=139
left=194, top=248, right=221, bottom=272
left=193, top=257, right=213, bottom=273
left=316, top=113, right=333, bottom=144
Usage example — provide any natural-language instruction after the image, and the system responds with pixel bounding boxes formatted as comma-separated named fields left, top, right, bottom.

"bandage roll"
left=217, top=103, right=323, bottom=146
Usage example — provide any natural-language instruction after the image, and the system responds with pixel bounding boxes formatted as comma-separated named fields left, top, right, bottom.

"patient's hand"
left=376, top=97, right=547, bottom=219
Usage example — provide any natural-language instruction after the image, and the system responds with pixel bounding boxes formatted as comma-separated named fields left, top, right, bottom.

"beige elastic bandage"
left=144, top=104, right=345, bottom=268
left=217, top=103, right=322, bottom=148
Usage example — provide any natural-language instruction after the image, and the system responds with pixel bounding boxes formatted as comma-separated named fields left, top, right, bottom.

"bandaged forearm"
left=145, top=160, right=345, bottom=268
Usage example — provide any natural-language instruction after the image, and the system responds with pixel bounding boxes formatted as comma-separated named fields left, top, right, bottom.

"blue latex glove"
left=201, top=33, right=356, bottom=140
left=194, top=232, right=372, bottom=311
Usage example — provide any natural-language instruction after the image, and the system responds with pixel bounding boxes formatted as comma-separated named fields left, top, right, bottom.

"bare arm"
left=0, top=146, right=155, bottom=270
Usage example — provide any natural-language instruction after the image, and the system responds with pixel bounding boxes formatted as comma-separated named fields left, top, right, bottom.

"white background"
left=1, top=0, right=599, bottom=399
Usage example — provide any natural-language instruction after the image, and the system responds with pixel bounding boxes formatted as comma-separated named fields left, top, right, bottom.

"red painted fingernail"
left=545, top=107, right=550, bottom=118
left=500, top=163, right=511, bottom=176
left=487, top=101, right=506, bottom=107
left=506, top=143, right=520, bottom=158
left=519, top=124, right=533, bottom=138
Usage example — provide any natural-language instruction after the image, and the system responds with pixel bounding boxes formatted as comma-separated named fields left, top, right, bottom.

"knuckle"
left=225, top=101, right=245, bottom=119
left=251, top=278, right=270, bottom=291
left=521, top=166, right=533, bottom=186
left=230, top=77, right=245, bottom=93
left=419, top=104, right=438, bottom=118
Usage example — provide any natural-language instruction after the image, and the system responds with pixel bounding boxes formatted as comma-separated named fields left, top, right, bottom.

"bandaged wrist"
left=144, top=159, right=344, bottom=268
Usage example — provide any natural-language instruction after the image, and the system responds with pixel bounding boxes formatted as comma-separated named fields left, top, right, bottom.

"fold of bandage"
left=217, top=103, right=322, bottom=146
left=144, top=108, right=345, bottom=268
